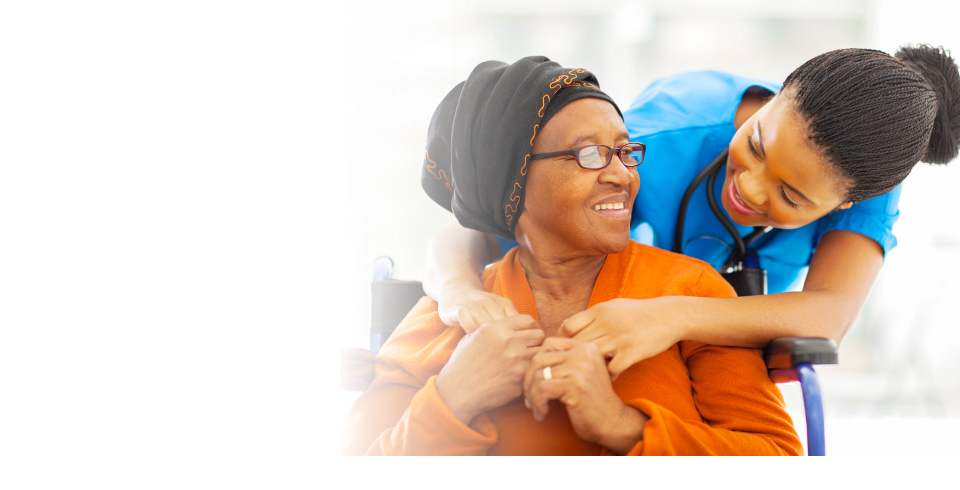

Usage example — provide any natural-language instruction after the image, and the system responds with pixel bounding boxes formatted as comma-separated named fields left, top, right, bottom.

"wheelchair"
left=341, top=256, right=838, bottom=456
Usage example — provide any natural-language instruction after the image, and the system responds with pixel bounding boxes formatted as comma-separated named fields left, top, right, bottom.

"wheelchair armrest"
left=764, top=337, right=838, bottom=370
left=341, top=348, right=376, bottom=391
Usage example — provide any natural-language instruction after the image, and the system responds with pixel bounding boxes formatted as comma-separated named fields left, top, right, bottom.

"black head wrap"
left=422, top=56, right=621, bottom=240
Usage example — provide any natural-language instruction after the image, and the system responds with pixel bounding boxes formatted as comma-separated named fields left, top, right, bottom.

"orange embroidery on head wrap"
left=425, top=148, right=451, bottom=189
left=505, top=67, right=593, bottom=231
left=509, top=182, right=522, bottom=202
left=504, top=182, right=523, bottom=226
left=549, top=68, right=582, bottom=91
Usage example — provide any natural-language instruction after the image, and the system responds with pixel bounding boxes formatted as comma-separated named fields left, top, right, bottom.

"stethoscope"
left=673, top=149, right=777, bottom=296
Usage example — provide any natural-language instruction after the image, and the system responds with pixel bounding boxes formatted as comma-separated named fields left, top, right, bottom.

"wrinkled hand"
left=436, top=315, right=545, bottom=424
left=523, top=337, right=648, bottom=454
left=438, top=284, right=520, bottom=333
left=558, top=297, right=684, bottom=380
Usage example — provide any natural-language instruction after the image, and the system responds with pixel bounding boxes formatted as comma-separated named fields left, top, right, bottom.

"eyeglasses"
left=529, top=142, right=645, bottom=170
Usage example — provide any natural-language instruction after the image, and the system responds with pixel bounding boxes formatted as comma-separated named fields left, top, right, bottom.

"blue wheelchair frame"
left=360, top=256, right=838, bottom=456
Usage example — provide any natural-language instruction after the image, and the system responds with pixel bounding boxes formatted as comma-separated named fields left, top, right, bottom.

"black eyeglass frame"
left=529, top=142, right=646, bottom=170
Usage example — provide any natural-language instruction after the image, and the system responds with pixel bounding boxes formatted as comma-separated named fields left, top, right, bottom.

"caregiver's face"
left=520, top=98, right=638, bottom=255
left=725, top=94, right=853, bottom=229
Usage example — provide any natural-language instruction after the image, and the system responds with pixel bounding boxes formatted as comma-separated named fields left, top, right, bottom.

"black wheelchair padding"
left=371, top=280, right=425, bottom=336
left=763, top=337, right=839, bottom=370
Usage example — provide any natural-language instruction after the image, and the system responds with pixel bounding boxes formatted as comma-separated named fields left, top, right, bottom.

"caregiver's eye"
left=748, top=136, right=761, bottom=159
left=780, top=187, right=800, bottom=208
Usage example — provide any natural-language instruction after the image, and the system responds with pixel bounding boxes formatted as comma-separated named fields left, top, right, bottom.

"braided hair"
left=781, top=45, right=960, bottom=203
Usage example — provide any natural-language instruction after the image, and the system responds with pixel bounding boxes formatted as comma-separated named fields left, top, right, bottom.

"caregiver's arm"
left=423, top=221, right=517, bottom=332
left=561, top=230, right=882, bottom=378
left=686, top=229, right=882, bottom=343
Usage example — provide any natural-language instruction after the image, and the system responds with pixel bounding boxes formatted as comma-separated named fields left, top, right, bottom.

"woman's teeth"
left=593, top=202, right=624, bottom=211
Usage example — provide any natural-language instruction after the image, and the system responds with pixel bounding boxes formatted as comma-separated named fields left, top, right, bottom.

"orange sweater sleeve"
left=621, top=268, right=804, bottom=456
left=622, top=345, right=803, bottom=456
left=340, top=298, right=499, bottom=456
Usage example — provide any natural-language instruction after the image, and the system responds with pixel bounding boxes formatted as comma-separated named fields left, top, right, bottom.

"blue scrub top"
left=496, top=71, right=901, bottom=294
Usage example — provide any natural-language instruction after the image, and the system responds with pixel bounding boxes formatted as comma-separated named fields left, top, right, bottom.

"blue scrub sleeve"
left=495, top=236, right=518, bottom=255
left=815, top=184, right=901, bottom=255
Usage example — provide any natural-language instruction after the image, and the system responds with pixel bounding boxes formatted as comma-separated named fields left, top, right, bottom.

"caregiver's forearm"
left=675, top=290, right=854, bottom=348
left=423, top=221, right=501, bottom=303
left=680, top=230, right=883, bottom=348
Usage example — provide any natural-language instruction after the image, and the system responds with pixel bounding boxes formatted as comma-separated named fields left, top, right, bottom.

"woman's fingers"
left=502, top=301, right=520, bottom=319
left=438, top=305, right=463, bottom=328
left=523, top=341, right=586, bottom=420
left=523, top=350, right=569, bottom=396
left=468, top=306, right=494, bottom=330
left=475, top=296, right=502, bottom=323
left=526, top=367, right=564, bottom=421
left=530, top=379, right=570, bottom=421
left=607, top=354, right=634, bottom=382
left=523, top=358, right=557, bottom=420
left=592, top=337, right=617, bottom=358
left=523, top=337, right=580, bottom=412
left=442, top=290, right=520, bottom=333
left=557, top=310, right=598, bottom=340
left=454, top=307, right=480, bottom=334
left=518, top=328, right=546, bottom=348
left=540, top=336, right=579, bottom=352
left=476, top=295, right=519, bottom=326
left=503, top=314, right=540, bottom=331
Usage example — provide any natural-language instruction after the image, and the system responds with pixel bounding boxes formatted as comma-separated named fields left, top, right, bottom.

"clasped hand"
left=442, top=290, right=686, bottom=380
left=434, top=312, right=647, bottom=454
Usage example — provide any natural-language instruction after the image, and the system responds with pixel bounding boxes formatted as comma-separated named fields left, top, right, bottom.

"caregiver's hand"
left=558, top=297, right=686, bottom=380
left=437, top=284, right=520, bottom=334
left=523, top=337, right=648, bottom=455
left=435, top=314, right=544, bottom=425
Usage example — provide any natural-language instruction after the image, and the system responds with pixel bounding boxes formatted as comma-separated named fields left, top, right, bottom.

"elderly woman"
left=341, top=57, right=802, bottom=456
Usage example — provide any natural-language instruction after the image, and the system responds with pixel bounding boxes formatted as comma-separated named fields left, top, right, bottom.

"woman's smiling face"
left=518, top=97, right=639, bottom=256
left=724, top=93, right=854, bottom=229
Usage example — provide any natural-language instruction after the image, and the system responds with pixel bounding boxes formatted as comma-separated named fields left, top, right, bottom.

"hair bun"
left=896, top=44, right=960, bottom=164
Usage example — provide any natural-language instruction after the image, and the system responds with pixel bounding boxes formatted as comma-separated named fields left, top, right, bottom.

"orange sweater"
left=342, top=241, right=803, bottom=456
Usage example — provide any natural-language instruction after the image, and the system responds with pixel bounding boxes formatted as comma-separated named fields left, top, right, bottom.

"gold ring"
left=543, top=366, right=553, bottom=380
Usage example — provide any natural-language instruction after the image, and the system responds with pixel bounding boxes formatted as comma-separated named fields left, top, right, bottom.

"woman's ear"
left=837, top=201, right=854, bottom=211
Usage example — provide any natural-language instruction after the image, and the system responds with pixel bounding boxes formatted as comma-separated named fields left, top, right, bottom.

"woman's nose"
left=599, top=157, right=636, bottom=187
left=737, top=171, right=766, bottom=206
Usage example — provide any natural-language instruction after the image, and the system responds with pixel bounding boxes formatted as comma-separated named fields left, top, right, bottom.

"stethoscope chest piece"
left=719, top=258, right=768, bottom=296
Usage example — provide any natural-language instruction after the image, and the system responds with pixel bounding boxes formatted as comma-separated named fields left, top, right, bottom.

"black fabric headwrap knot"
left=422, top=56, right=621, bottom=240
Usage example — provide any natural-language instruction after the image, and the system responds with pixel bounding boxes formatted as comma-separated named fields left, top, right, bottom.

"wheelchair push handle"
left=763, top=337, right=837, bottom=457
left=372, top=256, right=394, bottom=282
left=764, top=337, right=838, bottom=370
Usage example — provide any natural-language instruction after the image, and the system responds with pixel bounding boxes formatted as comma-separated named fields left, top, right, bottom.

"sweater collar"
left=493, top=246, right=630, bottom=323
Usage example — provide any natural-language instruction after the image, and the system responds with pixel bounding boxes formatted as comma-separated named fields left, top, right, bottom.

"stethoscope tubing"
left=673, top=150, right=727, bottom=255
left=674, top=148, right=775, bottom=271
left=705, top=151, right=747, bottom=263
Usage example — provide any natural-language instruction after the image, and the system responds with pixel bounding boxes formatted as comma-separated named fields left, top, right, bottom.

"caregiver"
left=422, top=45, right=960, bottom=377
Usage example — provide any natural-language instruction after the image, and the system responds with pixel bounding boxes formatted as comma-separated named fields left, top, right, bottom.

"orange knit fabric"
left=342, top=241, right=803, bottom=456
